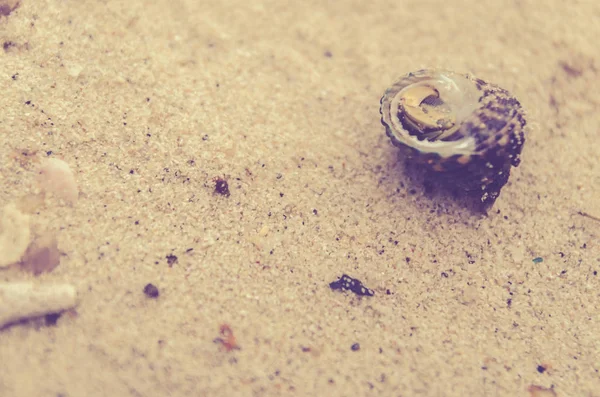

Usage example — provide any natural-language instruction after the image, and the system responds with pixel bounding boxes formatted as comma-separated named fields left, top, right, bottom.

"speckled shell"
left=380, top=69, right=526, bottom=209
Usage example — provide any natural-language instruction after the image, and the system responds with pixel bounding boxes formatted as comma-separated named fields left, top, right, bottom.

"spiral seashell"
left=380, top=69, right=527, bottom=210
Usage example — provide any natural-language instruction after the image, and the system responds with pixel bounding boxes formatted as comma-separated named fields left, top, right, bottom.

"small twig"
left=577, top=211, right=600, bottom=223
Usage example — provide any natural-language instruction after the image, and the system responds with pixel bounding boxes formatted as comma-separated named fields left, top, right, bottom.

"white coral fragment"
left=0, top=203, right=31, bottom=268
left=0, top=282, right=77, bottom=328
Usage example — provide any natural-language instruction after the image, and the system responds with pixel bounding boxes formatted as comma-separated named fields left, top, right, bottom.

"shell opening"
left=396, top=74, right=481, bottom=142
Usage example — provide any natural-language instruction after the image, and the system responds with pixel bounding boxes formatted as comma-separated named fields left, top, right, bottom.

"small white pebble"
left=37, top=158, right=78, bottom=203
left=259, top=225, right=270, bottom=237
left=65, top=63, right=84, bottom=78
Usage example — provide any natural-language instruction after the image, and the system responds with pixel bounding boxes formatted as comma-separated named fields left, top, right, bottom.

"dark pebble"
left=143, top=283, right=160, bottom=298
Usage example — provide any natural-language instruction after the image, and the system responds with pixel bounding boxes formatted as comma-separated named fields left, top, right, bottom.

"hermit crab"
left=379, top=69, right=526, bottom=210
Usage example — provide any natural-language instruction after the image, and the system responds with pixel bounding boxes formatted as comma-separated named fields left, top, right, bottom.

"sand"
left=0, top=0, right=599, bottom=396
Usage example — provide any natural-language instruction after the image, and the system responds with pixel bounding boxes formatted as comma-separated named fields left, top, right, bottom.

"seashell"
left=380, top=69, right=526, bottom=210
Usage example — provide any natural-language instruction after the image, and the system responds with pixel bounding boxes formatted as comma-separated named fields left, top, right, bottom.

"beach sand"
left=1, top=0, right=599, bottom=395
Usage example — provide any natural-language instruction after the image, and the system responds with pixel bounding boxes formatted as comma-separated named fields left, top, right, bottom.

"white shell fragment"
left=0, top=282, right=77, bottom=328
left=37, top=158, right=78, bottom=203
left=0, top=202, right=31, bottom=268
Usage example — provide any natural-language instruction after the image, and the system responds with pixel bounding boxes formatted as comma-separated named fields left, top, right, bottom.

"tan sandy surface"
left=1, top=0, right=599, bottom=396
